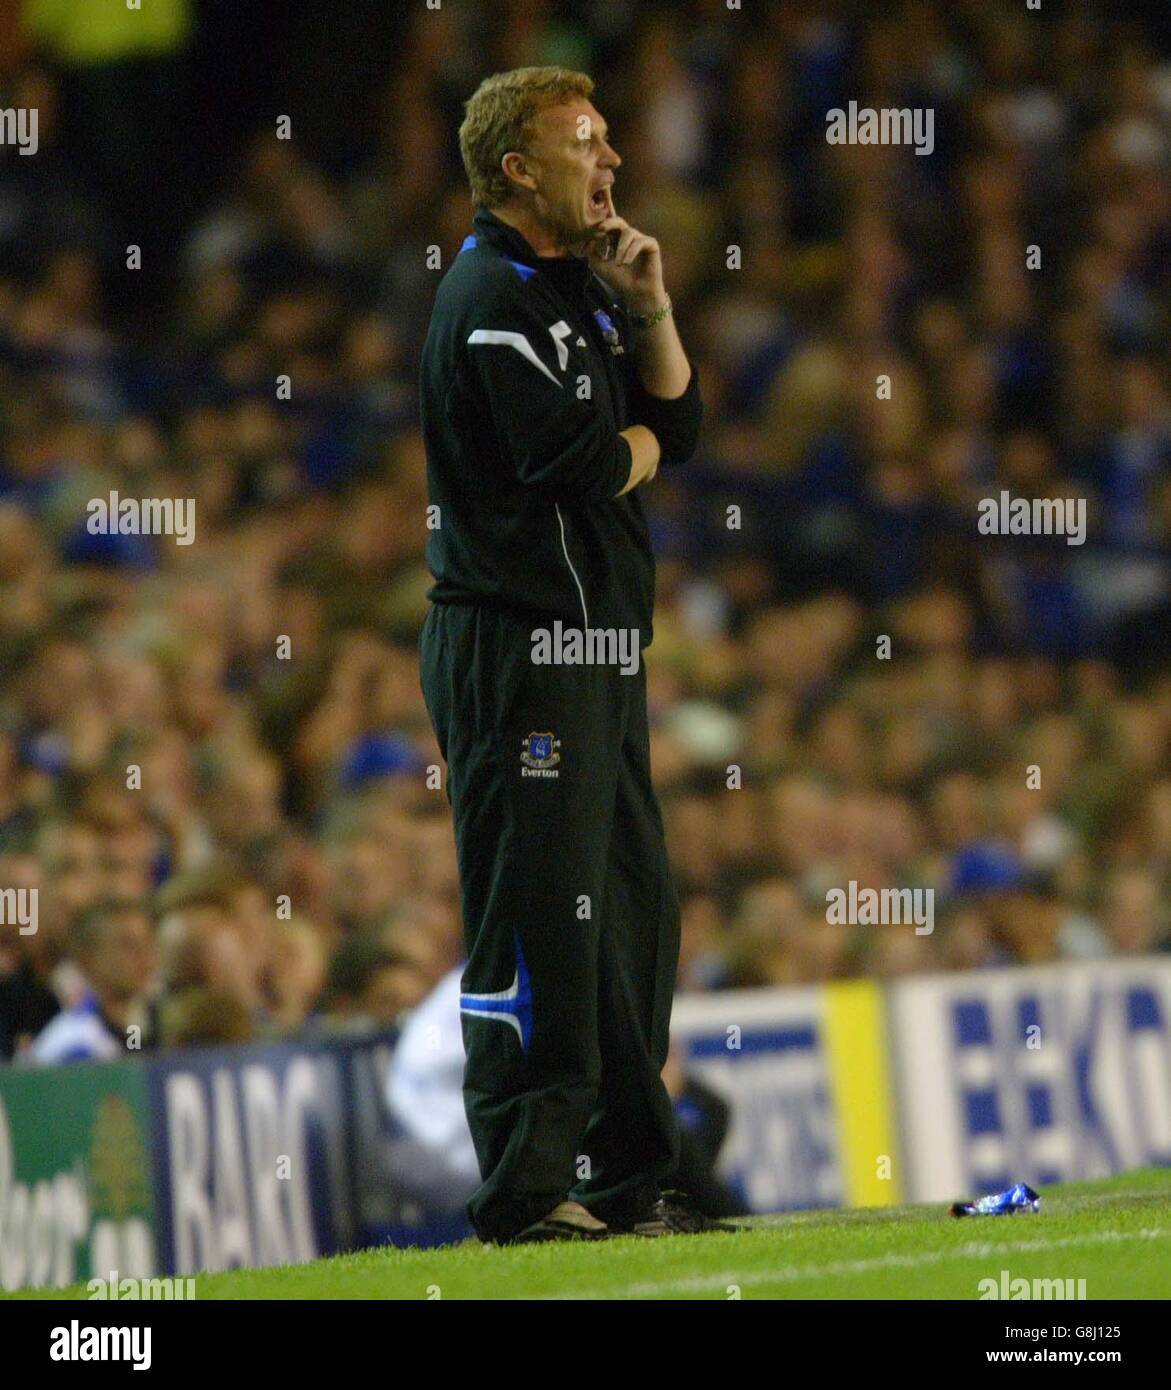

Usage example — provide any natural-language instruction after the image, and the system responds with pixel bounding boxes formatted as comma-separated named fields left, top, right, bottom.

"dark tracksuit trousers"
left=420, top=602, right=680, bottom=1241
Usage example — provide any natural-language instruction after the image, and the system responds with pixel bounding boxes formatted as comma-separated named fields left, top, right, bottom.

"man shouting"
left=419, top=66, right=717, bottom=1244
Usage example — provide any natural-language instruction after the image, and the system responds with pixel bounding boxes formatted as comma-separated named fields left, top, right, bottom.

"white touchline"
left=535, top=1226, right=1168, bottom=1300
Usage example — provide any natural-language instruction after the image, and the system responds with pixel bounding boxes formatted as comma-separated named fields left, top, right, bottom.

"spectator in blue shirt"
left=30, top=900, right=155, bottom=1064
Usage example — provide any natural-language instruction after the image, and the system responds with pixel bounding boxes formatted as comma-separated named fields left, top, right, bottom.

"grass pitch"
left=13, top=1168, right=1171, bottom=1300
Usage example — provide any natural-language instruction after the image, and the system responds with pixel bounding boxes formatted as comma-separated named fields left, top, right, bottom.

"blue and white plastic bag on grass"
left=950, top=1182, right=1041, bottom=1217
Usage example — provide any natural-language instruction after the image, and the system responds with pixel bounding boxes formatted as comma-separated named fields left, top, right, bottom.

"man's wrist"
left=628, top=289, right=671, bottom=324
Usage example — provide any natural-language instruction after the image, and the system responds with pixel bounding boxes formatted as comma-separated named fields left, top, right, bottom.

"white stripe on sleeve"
left=467, top=329, right=561, bottom=388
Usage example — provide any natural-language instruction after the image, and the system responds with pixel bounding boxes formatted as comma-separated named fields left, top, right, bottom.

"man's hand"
left=615, top=425, right=660, bottom=496
left=584, top=208, right=667, bottom=316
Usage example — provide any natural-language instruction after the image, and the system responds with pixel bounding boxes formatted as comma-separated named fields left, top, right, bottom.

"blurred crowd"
left=2, top=0, right=1171, bottom=1063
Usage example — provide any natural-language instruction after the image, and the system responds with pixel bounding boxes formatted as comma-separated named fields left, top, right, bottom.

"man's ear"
left=501, top=151, right=538, bottom=194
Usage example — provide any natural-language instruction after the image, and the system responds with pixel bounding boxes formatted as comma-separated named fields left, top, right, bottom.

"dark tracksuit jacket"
left=418, top=207, right=702, bottom=1241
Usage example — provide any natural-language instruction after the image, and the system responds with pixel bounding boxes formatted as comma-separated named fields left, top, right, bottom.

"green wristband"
left=630, top=296, right=673, bottom=329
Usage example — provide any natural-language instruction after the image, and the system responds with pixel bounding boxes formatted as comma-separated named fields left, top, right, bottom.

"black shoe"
left=505, top=1200, right=611, bottom=1245
left=628, top=1190, right=741, bottom=1237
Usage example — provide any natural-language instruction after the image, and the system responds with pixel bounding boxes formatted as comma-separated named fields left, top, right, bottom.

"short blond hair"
left=459, top=66, right=594, bottom=209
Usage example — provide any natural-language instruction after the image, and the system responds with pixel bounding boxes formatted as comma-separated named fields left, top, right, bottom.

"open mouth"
left=588, top=186, right=612, bottom=218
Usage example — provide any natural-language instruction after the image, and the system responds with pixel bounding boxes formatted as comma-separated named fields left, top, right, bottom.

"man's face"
left=518, top=99, right=621, bottom=245
left=44, top=824, right=103, bottom=914
left=361, top=963, right=427, bottom=1025
left=86, top=910, right=156, bottom=1004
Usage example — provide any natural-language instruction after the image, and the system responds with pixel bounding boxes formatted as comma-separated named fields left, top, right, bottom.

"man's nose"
left=600, top=142, right=621, bottom=169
